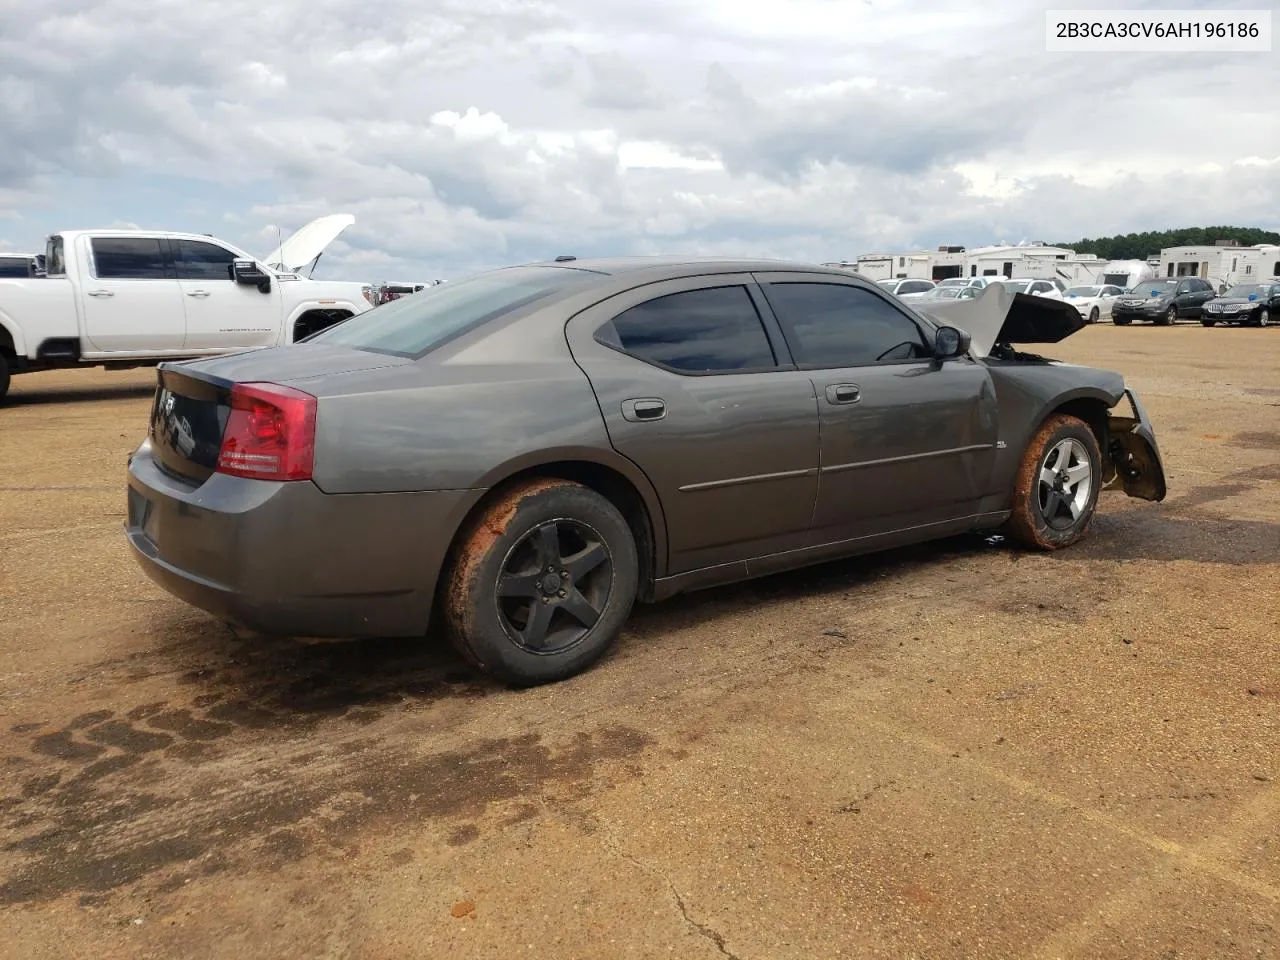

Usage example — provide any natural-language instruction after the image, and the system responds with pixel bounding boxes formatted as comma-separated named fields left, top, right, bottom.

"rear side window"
left=309, top=265, right=598, bottom=358
left=598, top=286, right=777, bottom=374
left=92, top=238, right=169, bottom=280
left=0, top=258, right=30, bottom=278
left=763, top=282, right=930, bottom=367
left=174, top=239, right=236, bottom=281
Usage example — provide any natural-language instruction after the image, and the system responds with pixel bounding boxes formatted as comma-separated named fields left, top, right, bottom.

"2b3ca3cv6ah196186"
left=125, top=256, right=1167, bottom=685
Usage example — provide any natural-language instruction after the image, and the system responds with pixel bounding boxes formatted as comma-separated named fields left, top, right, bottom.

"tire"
left=1112, top=315, right=1131, bottom=326
left=1257, top=309, right=1270, bottom=328
left=1088, top=307, right=1099, bottom=324
left=1201, top=319, right=1217, bottom=327
left=442, top=477, right=639, bottom=686
left=0, top=353, right=9, bottom=403
left=1158, top=306, right=1177, bottom=326
left=1004, top=414, right=1102, bottom=551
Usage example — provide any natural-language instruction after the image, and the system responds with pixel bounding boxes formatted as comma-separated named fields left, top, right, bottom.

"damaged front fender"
left=1104, top=388, right=1167, bottom=502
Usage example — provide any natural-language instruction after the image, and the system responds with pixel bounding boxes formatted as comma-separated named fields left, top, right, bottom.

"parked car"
left=936, top=277, right=1001, bottom=291
left=1062, top=284, right=1125, bottom=324
left=875, top=278, right=936, bottom=299
left=1200, top=281, right=1279, bottom=327
left=994, top=278, right=1064, bottom=299
left=376, top=281, right=436, bottom=305
left=1110, top=277, right=1216, bottom=326
left=0, top=215, right=375, bottom=402
left=920, top=285, right=980, bottom=302
left=126, top=257, right=1167, bottom=686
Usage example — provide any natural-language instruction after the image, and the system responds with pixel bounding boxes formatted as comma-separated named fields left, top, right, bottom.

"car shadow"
left=4, top=384, right=156, bottom=406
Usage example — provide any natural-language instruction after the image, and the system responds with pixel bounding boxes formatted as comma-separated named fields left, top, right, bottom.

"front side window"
left=599, top=285, right=777, bottom=374
left=174, top=239, right=237, bottom=281
left=91, top=237, right=169, bottom=280
left=763, top=282, right=930, bottom=368
left=311, top=265, right=598, bottom=358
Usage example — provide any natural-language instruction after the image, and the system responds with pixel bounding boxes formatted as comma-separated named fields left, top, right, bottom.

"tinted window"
left=175, top=239, right=236, bottom=281
left=92, top=237, right=169, bottom=279
left=899, top=281, right=932, bottom=294
left=310, top=265, right=597, bottom=358
left=0, top=258, right=30, bottom=278
left=601, top=286, right=776, bottom=373
left=764, top=282, right=929, bottom=367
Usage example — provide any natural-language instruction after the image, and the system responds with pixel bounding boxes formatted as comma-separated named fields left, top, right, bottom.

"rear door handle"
left=825, top=383, right=861, bottom=404
left=621, top=398, right=666, bottom=422
left=186, top=290, right=211, bottom=299
left=86, top=289, right=114, bottom=298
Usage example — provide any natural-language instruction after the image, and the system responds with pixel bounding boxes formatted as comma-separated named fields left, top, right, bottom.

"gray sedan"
left=126, top=257, right=1167, bottom=685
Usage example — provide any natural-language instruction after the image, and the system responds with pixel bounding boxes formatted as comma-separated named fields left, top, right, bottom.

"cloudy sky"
left=1, top=0, right=1276, bottom=281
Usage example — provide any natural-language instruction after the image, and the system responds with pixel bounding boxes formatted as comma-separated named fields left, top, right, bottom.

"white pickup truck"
left=0, top=214, right=375, bottom=400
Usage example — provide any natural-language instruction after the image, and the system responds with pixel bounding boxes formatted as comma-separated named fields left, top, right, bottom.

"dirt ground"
left=1, top=324, right=1277, bottom=960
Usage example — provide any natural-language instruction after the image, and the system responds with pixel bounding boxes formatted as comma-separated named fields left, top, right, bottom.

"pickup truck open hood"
left=260, top=214, right=356, bottom=273
left=915, top=283, right=1085, bottom=357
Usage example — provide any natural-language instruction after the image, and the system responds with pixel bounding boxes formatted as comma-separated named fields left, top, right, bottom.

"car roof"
left=520, top=255, right=860, bottom=279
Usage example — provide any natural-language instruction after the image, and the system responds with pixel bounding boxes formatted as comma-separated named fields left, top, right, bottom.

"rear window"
left=0, top=257, right=31, bottom=278
left=309, top=266, right=599, bottom=358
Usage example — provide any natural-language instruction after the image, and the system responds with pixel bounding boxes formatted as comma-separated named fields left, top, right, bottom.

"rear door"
left=564, top=274, right=820, bottom=574
left=753, top=272, right=999, bottom=543
left=80, top=236, right=186, bottom=353
left=172, top=238, right=283, bottom=350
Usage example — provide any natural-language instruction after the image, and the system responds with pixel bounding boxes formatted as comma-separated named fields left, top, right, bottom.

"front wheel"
left=1005, top=414, right=1101, bottom=551
left=1113, top=315, right=1132, bottom=326
left=1257, top=309, right=1270, bottom=328
left=1088, top=307, right=1099, bottom=324
left=1158, top=306, right=1177, bottom=326
left=442, top=477, right=639, bottom=686
left=1202, top=319, right=1218, bottom=327
left=0, top=353, right=9, bottom=402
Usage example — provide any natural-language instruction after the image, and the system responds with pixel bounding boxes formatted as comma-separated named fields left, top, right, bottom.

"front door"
left=564, top=274, right=821, bottom=574
left=753, top=272, right=999, bottom=542
left=172, top=239, right=283, bottom=351
left=80, top=236, right=186, bottom=353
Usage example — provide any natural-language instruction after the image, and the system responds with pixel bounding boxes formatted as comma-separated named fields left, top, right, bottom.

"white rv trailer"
left=852, top=245, right=968, bottom=282
left=1097, top=259, right=1158, bottom=291
left=1156, top=242, right=1280, bottom=291
left=963, top=243, right=1077, bottom=281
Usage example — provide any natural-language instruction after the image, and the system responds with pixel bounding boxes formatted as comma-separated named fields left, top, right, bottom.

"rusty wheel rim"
left=494, top=518, right=613, bottom=655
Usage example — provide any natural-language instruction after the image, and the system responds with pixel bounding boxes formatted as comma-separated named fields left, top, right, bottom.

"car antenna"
left=554, top=255, right=576, bottom=262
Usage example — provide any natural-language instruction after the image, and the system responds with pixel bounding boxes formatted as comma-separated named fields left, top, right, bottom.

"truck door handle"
left=621, top=398, right=666, bottom=422
left=186, top=290, right=211, bottom=298
left=86, top=289, right=114, bottom=298
left=825, top=383, right=861, bottom=404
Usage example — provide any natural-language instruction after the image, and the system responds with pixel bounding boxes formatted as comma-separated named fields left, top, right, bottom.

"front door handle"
left=86, top=289, right=114, bottom=298
left=186, top=290, right=211, bottom=299
left=825, top=383, right=861, bottom=404
left=621, top=398, right=666, bottom=422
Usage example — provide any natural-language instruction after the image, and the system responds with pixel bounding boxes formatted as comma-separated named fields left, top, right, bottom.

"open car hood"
left=915, top=282, right=1085, bottom=357
left=260, top=214, right=355, bottom=274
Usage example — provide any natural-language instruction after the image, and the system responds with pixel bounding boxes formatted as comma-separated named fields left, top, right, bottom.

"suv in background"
left=875, top=278, right=936, bottom=299
left=1111, top=277, right=1216, bottom=325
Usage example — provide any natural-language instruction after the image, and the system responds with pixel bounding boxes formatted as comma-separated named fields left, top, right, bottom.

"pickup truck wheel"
left=1005, top=414, right=1101, bottom=551
left=0, top=353, right=10, bottom=402
left=442, top=477, right=638, bottom=687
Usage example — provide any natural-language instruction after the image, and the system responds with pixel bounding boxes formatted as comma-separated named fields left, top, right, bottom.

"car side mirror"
left=933, top=325, right=971, bottom=361
left=232, top=259, right=272, bottom=293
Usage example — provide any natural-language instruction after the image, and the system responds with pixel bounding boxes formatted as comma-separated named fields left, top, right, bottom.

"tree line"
left=1053, top=227, right=1280, bottom=261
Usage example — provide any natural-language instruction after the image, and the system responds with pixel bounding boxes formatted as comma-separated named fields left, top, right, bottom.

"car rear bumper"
left=125, top=440, right=482, bottom=638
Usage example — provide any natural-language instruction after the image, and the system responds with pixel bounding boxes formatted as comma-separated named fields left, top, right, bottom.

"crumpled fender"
left=1103, top=388, right=1167, bottom=501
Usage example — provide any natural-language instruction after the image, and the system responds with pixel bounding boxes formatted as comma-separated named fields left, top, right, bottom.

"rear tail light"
left=216, top=382, right=317, bottom=481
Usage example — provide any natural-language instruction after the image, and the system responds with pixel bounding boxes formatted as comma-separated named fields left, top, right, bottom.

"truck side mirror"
left=232, top=259, right=272, bottom=293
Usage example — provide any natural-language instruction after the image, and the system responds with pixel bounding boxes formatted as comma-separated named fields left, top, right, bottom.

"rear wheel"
left=1088, top=307, right=1099, bottom=324
left=442, top=478, right=639, bottom=686
left=1005, top=414, right=1101, bottom=551
left=0, top=353, right=10, bottom=402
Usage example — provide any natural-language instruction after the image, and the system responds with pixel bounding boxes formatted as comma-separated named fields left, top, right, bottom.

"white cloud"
left=0, top=0, right=1276, bottom=280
